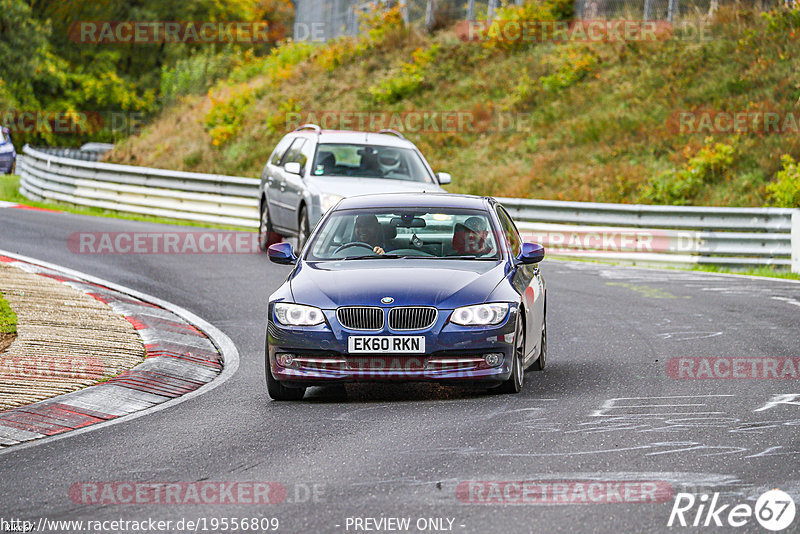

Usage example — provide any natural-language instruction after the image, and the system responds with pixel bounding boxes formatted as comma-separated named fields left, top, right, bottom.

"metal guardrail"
left=500, top=198, right=799, bottom=271
left=18, top=145, right=259, bottom=228
left=17, top=145, right=800, bottom=272
left=29, top=147, right=105, bottom=162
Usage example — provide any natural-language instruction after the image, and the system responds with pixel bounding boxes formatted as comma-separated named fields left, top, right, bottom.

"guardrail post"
left=793, top=210, right=800, bottom=274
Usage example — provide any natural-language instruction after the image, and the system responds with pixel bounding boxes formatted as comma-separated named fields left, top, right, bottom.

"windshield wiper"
left=342, top=254, right=408, bottom=260
left=426, top=255, right=498, bottom=260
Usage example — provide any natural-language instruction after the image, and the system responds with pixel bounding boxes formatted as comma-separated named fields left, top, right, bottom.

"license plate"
left=347, top=336, right=425, bottom=354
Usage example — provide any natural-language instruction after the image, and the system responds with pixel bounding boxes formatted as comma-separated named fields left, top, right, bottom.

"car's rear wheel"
left=497, top=315, right=525, bottom=394
left=265, top=356, right=306, bottom=401
left=530, top=312, right=546, bottom=371
left=258, top=200, right=282, bottom=252
left=297, top=206, right=311, bottom=251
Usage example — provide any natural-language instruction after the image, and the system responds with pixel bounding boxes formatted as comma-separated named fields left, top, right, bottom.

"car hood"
left=289, top=259, right=506, bottom=309
left=309, top=176, right=444, bottom=197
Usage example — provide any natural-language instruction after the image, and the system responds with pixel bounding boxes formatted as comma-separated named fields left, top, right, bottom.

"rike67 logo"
left=668, top=489, right=796, bottom=531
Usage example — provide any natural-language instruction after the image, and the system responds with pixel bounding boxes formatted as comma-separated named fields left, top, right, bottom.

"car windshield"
left=311, top=144, right=434, bottom=183
left=307, top=208, right=502, bottom=261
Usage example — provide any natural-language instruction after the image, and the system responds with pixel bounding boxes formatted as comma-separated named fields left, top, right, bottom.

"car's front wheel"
left=297, top=206, right=311, bottom=251
left=497, top=314, right=525, bottom=394
left=258, top=200, right=282, bottom=252
left=265, top=355, right=306, bottom=401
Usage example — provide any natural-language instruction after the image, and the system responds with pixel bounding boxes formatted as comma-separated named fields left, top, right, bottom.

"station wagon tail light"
left=274, top=303, right=325, bottom=326
left=450, top=303, right=509, bottom=326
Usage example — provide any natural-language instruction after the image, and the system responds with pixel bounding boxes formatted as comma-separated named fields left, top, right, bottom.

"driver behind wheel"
left=354, top=214, right=386, bottom=255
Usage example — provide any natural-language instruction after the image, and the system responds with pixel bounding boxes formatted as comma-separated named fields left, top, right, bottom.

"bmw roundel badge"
left=381, top=296, right=394, bottom=304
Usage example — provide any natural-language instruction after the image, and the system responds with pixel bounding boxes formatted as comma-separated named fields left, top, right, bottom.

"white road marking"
left=772, top=296, right=800, bottom=308
left=754, top=394, right=800, bottom=412
left=658, top=331, right=723, bottom=340
left=590, top=395, right=734, bottom=417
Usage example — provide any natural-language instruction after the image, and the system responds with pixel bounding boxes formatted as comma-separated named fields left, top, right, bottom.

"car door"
left=263, top=135, right=294, bottom=230
left=281, top=137, right=315, bottom=232
left=497, top=206, right=544, bottom=363
left=273, top=137, right=307, bottom=230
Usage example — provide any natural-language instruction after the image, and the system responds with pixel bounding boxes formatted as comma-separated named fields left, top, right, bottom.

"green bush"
left=368, top=44, right=440, bottom=104
left=479, top=0, right=574, bottom=51
left=640, top=139, right=736, bottom=205
left=509, top=45, right=598, bottom=109
left=767, top=155, right=800, bottom=207
left=205, top=86, right=254, bottom=147
left=761, top=5, right=800, bottom=36
left=161, top=50, right=243, bottom=103
left=539, top=46, right=599, bottom=92
left=229, top=41, right=316, bottom=84
left=265, top=98, right=303, bottom=134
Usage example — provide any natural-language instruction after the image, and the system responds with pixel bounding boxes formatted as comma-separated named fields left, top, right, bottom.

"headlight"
left=0, top=144, right=13, bottom=153
left=450, top=303, right=509, bottom=326
left=320, top=193, right=343, bottom=214
left=274, top=303, right=325, bottom=326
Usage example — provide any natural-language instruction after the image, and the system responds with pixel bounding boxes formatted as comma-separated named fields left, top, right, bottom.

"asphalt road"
left=1, top=207, right=799, bottom=534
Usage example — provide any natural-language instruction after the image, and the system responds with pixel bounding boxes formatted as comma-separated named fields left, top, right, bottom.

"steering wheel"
left=333, top=241, right=376, bottom=255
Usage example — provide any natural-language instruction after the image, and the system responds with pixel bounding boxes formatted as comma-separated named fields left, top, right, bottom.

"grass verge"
left=0, top=175, right=254, bottom=232
left=548, top=256, right=800, bottom=281
left=0, top=290, right=17, bottom=335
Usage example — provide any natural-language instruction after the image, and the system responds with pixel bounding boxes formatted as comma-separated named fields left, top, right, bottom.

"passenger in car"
left=452, top=216, right=493, bottom=256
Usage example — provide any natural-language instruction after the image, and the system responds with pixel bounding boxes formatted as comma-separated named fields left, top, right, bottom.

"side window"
left=496, top=207, right=522, bottom=257
left=280, top=138, right=306, bottom=167
left=296, top=139, right=315, bottom=175
left=269, top=136, right=294, bottom=166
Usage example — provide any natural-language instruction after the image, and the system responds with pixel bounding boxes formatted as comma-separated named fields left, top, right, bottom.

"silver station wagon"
left=258, top=125, right=451, bottom=250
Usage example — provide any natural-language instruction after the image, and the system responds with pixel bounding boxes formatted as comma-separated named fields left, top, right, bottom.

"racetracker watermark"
left=68, top=482, right=327, bottom=505
left=0, top=110, right=102, bottom=135
left=667, top=357, right=800, bottom=379
left=68, top=21, right=285, bottom=44
left=0, top=110, right=146, bottom=136
left=456, top=480, right=674, bottom=504
left=519, top=229, right=698, bottom=255
left=455, top=19, right=712, bottom=43
left=668, top=110, right=800, bottom=135
left=284, top=110, right=533, bottom=134
left=0, top=354, right=104, bottom=381
left=68, top=232, right=261, bottom=255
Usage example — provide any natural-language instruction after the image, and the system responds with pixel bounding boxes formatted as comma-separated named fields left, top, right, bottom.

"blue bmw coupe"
left=265, top=193, right=546, bottom=400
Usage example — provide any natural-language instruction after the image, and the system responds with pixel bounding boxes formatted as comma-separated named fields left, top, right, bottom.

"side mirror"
left=436, top=172, right=451, bottom=185
left=268, top=242, right=297, bottom=265
left=284, top=161, right=302, bottom=175
left=516, top=242, right=545, bottom=264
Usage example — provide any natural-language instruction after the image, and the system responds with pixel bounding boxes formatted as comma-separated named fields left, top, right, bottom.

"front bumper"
left=267, top=306, right=518, bottom=385
left=0, top=153, right=14, bottom=174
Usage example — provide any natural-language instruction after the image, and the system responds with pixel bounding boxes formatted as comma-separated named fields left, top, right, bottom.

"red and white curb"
left=0, top=250, right=239, bottom=451
left=0, top=201, right=58, bottom=212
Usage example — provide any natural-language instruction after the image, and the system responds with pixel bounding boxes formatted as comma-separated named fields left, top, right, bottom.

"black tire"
left=530, top=311, right=546, bottom=371
left=258, top=199, right=281, bottom=252
left=297, top=205, right=311, bottom=250
left=265, top=355, right=306, bottom=401
left=497, top=314, right=525, bottom=394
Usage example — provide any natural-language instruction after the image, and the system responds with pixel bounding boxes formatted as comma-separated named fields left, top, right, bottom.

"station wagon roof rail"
left=376, top=129, right=406, bottom=140
left=293, top=124, right=322, bottom=134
